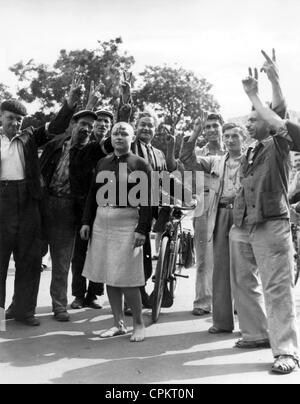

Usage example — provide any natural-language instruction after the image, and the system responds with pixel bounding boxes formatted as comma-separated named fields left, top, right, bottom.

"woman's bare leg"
left=123, top=287, right=145, bottom=342
left=106, top=286, right=126, bottom=330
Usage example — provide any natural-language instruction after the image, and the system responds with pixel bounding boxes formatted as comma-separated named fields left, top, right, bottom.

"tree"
left=0, top=83, right=12, bottom=102
left=9, top=37, right=135, bottom=114
left=134, top=65, right=219, bottom=157
left=135, top=65, right=220, bottom=133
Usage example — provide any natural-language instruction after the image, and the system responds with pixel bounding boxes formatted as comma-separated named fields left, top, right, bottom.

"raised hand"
left=242, top=67, right=259, bottom=95
left=67, top=72, right=84, bottom=108
left=86, top=80, right=103, bottom=110
left=120, top=71, right=132, bottom=104
left=163, top=125, right=176, bottom=146
left=261, top=48, right=279, bottom=83
left=193, top=117, right=203, bottom=137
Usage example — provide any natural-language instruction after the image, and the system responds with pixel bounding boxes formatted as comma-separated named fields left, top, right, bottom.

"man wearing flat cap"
left=69, top=107, right=114, bottom=311
left=40, top=104, right=115, bottom=321
left=92, top=109, right=114, bottom=142
left=1, top=81, right=80, bottom=328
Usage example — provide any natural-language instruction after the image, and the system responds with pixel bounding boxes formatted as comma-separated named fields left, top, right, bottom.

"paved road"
left=1, top=256, right=299, bottom=384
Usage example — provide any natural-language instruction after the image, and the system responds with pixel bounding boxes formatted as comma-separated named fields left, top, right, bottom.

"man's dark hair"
left=206, top=112, right=224, bottom=125
left=222, top=122, right=248, bottom=140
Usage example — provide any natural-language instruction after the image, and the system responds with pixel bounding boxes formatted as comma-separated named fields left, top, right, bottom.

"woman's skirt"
left=83, top=207, right=145, bottom=287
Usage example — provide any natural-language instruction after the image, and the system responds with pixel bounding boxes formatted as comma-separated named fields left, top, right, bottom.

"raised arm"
left=116, top=72, right=133, bottom=123
left=242, top=72, right=284, bottom=130
left=261, top=49, right=284, bottom=112
left=180, top=119, right=213, bottom=173
left=85, top=80, right=103, bottom=111
left=159, top=126, right=178, bottom=172
left=243, top=68, right=300, bottom=151
left=33, top=73, right=83, bottom=145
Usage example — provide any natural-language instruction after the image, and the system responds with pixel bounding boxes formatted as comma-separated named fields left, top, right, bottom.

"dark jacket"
left=233, top=104, right=300, bottom=227
left=14, top=100, right=75, bottom=200
left=82, top=152, right=153, bottom=236
left=40, top=134, right=113, bottom=221
left=131, top=139, right=167, bottom=171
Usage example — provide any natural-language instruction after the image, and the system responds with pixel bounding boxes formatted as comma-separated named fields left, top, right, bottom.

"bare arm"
left=261, top=49, right=284, bottom=111
left=242, top=74, right=285, bottom=130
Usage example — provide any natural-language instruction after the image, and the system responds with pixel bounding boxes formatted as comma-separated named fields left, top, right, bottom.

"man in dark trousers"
left=40, top=102, right=116, bottom=321
left=1, top=79, right=80, bottom=327
left=70, top=108, right=114, bottom=310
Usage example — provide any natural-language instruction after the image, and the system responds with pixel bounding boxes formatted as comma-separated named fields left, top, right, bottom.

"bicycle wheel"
left=152, top=236, right=170, bottom=323
left=295, top=254, right=300, bottom=286
left=293, top=226, right=300, bottom=286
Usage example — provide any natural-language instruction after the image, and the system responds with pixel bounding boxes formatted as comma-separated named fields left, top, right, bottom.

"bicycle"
left=151, top=204, right=195, bottom=323
left=291, top=223, right=300, bottom=286
left=290, top=206, right=300, bottom=286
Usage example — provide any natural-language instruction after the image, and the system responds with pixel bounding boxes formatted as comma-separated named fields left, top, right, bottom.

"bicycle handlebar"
left=160, top=204, right=196, bottom=211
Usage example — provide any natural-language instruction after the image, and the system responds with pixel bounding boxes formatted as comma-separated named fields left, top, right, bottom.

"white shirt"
left=0, top=133, right=25, bottom=180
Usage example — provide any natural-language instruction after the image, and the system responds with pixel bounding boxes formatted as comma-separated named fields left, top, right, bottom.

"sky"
left=1, top=0, right=300, bottom=119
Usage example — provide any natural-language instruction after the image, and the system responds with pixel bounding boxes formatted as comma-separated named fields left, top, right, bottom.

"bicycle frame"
left=151, top=205, right=195, bottom=323
left=161, top=207, right=190, bottom=282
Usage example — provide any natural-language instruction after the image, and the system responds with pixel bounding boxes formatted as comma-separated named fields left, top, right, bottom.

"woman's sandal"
left=272, top=355, right=299, bottom=374
left=100, top=326, right=128, bottom=338
left=235, top=338, right=270, bottom=349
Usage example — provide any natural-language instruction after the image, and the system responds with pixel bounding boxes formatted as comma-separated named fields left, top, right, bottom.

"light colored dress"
left=83, top=206, right=145, bottom=287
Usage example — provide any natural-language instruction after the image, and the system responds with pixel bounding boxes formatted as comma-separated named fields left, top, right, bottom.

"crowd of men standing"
left=0, top=48, right=299, bottom=374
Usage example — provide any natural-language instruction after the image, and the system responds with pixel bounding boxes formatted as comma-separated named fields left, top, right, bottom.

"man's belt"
left=102, top=204, right=132, bottom=209
left=0, top=179, right=26, bottom=187
left=218, top=200, right=234, bottom=209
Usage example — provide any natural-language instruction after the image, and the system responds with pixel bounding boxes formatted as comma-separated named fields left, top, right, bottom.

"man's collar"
left=249, top=136, right=270, bottom=149
left=0, top=130, right=22, bottom=142
left=202, top=142, right=225, bottom=156
left=113, top=151, right=132, bottom=160
left=139, top=139, right=152, bottom=148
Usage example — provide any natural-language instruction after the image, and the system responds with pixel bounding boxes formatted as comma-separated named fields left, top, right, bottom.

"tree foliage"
left=5, top=39, right=220, bottom=134
left=135, top=65, right=220, bottom=133
left=9, top=37, right=135, bottom=112
left=0, top=83, right=12, bottom=102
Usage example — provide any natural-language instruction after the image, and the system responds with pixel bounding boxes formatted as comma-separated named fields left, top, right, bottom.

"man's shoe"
left=54, top=312, right=70, bottom=322
left=5, top=307, right=15, bottom=320
left=208, top=326, right=233, bottom=334
left=235, top=338, right=270, bottom=349
left=192, top=308, right=210, bottom=316
left=71, top=298, right=84, bottom=310
left=16, top=316, right=40, bottom=327
left=84, top=299, right=102, bottom=309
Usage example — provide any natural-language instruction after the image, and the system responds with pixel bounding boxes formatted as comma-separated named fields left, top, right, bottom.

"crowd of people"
left=0, top=48, right=299, bottom=374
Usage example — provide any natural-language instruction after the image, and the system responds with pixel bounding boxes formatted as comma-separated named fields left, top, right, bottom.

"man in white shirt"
left=1, top=79, right=80, bottom=327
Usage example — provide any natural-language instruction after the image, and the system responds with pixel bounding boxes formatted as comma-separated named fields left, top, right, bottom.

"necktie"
left=146, top=144, right=156, bottom=170
left=248, top=143, right=263, bottom=164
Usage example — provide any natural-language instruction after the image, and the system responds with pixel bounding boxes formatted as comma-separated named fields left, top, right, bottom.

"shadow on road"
left=0, top=304, right=272, bottom=384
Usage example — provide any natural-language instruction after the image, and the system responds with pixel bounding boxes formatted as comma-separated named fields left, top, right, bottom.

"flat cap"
left=73, top=109, right=98, bottom=121
left=1, top=99, right=27, bottom=116
left=95, top=109, right=114, bottom=121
